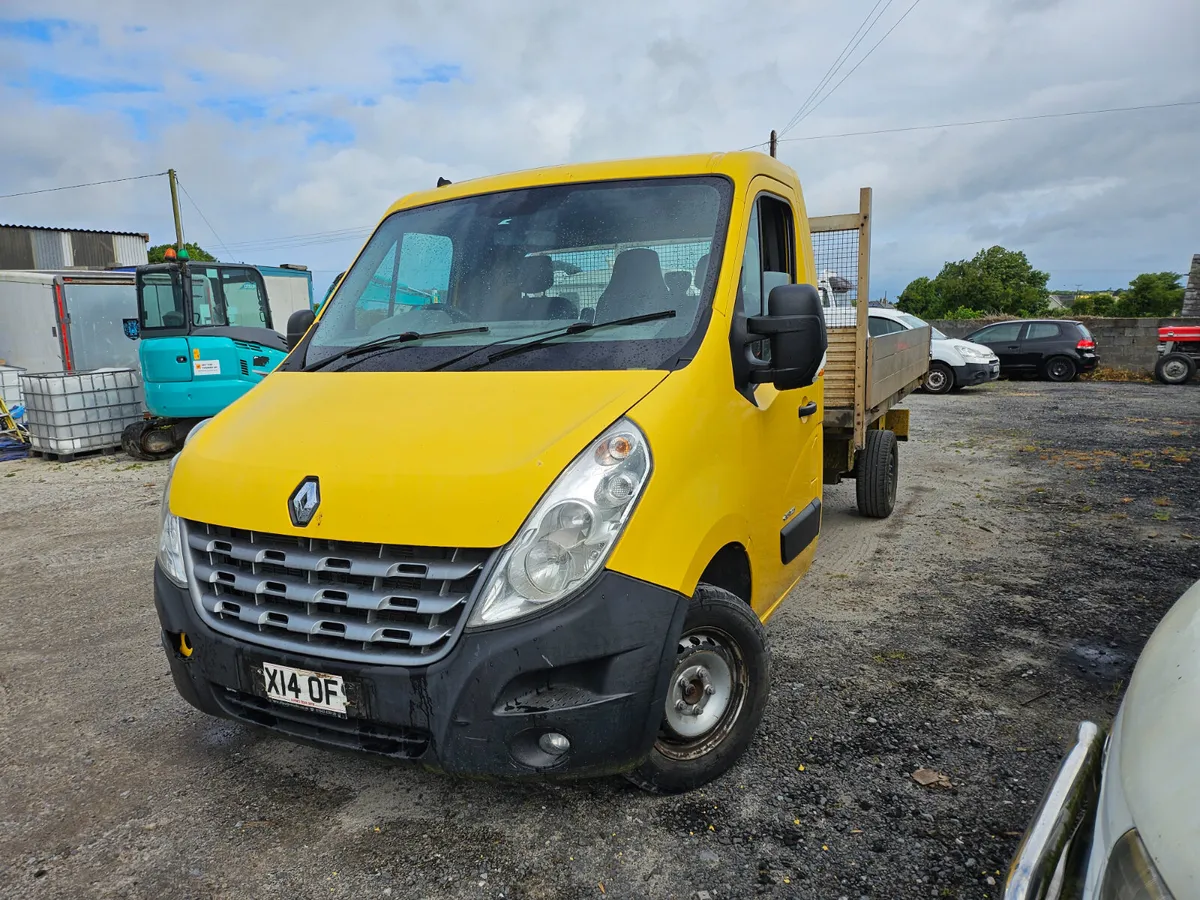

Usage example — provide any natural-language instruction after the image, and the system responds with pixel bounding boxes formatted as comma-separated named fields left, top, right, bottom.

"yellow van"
left=154, top=152, right=928, bottom=792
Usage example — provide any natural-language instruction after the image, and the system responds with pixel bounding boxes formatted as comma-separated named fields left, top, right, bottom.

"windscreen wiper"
left=302, top=326, right=489, bottom=372
left=429, top=310, right=677, bottom=372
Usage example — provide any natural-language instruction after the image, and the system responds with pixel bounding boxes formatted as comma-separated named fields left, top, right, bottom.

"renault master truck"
left=153, top=152, right=928, bottom=792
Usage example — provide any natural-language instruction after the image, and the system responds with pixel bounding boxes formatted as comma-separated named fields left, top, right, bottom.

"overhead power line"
left=775, top=99, right=1200, bottom=144
left=779, top=0, right=895, bottom=137
left=0, top=171, right=168, bottom=200
left=787, top=0, right=926, bottom=133
left=176, top=178, right=235, bottom=261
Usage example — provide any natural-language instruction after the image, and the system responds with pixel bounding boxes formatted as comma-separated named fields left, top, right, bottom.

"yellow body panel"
left=171, top=369, right=666, bottom=547
left=171, top=151, right=825, bottom=620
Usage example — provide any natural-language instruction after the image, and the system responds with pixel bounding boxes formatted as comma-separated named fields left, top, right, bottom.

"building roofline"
left=0, top=223, right=149, bottom=241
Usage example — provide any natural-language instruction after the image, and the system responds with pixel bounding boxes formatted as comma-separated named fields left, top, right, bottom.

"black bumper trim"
left=154, top=563, right=689, bottom=777
left=951, top=360, right=1001, bottom=387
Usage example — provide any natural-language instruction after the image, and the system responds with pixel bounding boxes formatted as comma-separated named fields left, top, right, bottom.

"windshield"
left=897, top=311, right=946, bottom=340
left=305, top=176, right=732, bottom=371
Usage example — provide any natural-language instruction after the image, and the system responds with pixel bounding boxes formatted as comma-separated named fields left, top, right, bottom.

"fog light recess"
left=538, top=732, right=571, bottom=755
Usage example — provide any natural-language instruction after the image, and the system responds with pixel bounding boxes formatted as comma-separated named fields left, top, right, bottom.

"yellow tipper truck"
left=153, top=152, right=929, bottom=792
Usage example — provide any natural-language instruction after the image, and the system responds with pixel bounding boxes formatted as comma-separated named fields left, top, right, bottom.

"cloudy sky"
left=0, top=0, right=1195, bottom=299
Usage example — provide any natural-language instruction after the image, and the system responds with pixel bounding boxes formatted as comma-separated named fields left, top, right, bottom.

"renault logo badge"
left=289, top=476, right=321, bottom=527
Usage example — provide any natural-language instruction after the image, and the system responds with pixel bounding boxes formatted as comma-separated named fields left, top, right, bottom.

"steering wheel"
left=414, top=303, right=472, bottom=323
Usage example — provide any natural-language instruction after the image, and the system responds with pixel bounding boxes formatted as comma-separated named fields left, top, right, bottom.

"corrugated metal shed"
left=31, top=229, right=71, bottom=268
left=0, top=224, right=149, bottom=270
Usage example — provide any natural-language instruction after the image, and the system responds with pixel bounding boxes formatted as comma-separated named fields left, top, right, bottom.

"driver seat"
left=595, top=248, right=670, bottom=323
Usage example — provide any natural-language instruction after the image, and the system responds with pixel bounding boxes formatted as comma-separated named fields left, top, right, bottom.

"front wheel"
left=923, top=362, right=954, bottom=394
left=1044, top=356, right=1078, bottom=382
left=1154, top=352, right=1196, bottom=385
left=626, top=584, right=770, bottom=794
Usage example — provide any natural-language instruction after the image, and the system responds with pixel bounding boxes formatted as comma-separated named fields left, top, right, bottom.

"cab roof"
left=385, top=151, right=798, bottom=216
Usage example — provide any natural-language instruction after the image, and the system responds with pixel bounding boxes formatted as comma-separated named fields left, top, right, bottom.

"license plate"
left=261, top=662, right=346, bottom=716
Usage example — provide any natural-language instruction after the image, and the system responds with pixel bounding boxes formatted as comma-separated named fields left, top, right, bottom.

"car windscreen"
left=897, top=312, right=945, bottom=339
left=304, top=176, right=732, bottom=372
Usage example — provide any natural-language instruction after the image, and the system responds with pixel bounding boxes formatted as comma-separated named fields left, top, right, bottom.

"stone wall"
left=929, top=316, right=1200, bottom=371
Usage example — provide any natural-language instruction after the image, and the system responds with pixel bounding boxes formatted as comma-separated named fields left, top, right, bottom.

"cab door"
left=735, top=183, right=824, bottom=616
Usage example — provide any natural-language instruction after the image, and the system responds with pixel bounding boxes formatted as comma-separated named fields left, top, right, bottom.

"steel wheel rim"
left=926, top=368, right=948, bottom=391
left=1163, top=359, right=1188, bottom=381
left=656, top=628, right=747, bottom=761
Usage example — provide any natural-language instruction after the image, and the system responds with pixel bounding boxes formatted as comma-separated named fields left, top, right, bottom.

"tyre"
left=626, top=584, right=770, bottom=794
left=855, top=428, right=898, bottom=518
left=1043, top=356, right=1077, bottom=382
left=922, top=362, right=954, bottom=394
left=121, top=421, right=175, bottom=461
left=1154, top=352, right=1196, bottom=385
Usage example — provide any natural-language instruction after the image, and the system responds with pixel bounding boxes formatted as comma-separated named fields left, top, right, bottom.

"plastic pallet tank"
left=0, top=365, right=24, bottom=410
left=20, top=369, right=144, bottom=457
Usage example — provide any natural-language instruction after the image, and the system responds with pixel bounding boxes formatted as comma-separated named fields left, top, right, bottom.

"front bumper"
left=1004, top=721, right=1105, bottom=899
left=154, top=563, right=689, bottom=777
left=953, top=359, right=1001, bottom=387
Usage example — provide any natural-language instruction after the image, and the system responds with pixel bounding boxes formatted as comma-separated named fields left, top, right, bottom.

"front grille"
left=214, top=687, right=430, bottom=758
left=233, top=339, right=264, bottom=352
left=186, top=521, right=492, bottom=665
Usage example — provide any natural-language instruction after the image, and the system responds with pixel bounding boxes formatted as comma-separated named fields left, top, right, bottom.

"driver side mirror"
left=745, top=284, right=828, bottom=390
left=287, top=309, right=316, bottom=350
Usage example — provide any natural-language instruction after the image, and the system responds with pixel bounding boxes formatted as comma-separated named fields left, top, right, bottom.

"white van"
left=867, top=307, right=999, bottom=394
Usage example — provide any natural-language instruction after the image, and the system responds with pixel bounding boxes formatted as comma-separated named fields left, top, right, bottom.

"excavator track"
left=121, top=421, right=177, bottom=460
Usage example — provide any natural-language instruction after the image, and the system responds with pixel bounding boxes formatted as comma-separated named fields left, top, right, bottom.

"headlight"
left=157, top=455, right=187, bottom=585
left=958, top=346, right=989, bottom=360
left=468, top=418, right=652, bottom=627
left=1099, top=829, right=1174, bottom=899
left=185, top=418, right=212, bottom=446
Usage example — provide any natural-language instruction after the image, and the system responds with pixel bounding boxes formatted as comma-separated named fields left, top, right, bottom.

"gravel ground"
left=1, top=380, right=1196, bottom=900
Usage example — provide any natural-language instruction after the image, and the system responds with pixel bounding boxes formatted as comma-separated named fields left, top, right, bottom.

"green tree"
left=147, top=242, right=217, bottom=263
left=1116, top=272, right=1183, bottom=317
left=897, top=246, right=1050, bottom=319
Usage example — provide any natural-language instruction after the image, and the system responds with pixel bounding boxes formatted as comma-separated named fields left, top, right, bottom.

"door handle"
left=1006, top=345, right=1019, bottom=350
left=176, top=355, right=187, bottom=363
left=798, top=401, right=817, bottom=418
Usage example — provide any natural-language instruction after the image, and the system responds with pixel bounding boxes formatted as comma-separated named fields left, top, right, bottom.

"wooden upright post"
left=853, top=187, right=872, bottom=446
left=167, top=169, right=184, bottom=249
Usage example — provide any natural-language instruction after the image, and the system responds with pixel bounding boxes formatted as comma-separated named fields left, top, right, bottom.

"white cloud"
left=0, top=0, right=1194, bottom=295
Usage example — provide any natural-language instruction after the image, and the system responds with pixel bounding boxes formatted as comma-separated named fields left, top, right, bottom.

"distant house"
left=0, top=224, right=149, bottom=269
left=1047, top=292, right=1074, bottom=310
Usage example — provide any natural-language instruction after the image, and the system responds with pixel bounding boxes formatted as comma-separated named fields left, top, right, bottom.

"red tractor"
left=1155, top=325, right=1200, bottom=384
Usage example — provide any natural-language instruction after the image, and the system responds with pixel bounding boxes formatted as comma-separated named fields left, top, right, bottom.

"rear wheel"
left=923, top=362, right=954, bottom=394
left=856, top=428, right=898, bottom=518
left=626, top=584, right=770, bottom=794
left=1044, top=356, right=1077, bottom=382
left=1154, top=352, right=1196, bottom=385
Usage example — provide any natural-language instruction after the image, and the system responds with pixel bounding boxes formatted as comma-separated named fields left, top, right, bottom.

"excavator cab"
left=123, top=251, right=288, bottom=458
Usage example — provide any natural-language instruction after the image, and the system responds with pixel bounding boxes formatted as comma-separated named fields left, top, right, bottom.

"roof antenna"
left=437, top=177, right=452, bottom=187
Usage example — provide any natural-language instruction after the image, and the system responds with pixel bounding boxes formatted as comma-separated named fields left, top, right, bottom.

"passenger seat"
left=517, top=255, right=576, bottom=320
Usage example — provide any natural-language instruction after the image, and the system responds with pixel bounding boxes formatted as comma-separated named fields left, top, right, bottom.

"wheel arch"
left=698, top=543, right=752, bottom=606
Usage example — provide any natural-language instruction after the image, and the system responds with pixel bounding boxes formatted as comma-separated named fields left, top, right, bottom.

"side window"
left=220, top=267, right=269, bottom=328
left=1026, top=322, right=1060, bottom=340
left=353, top=233, right=454, bottom=332
left=868, top=316, right=902, bottom=337
left=972, top=323, right=1022, bottom=343
left=740, top=194, right=795, bottom=361
left=740, top=203, right=763, bottom=319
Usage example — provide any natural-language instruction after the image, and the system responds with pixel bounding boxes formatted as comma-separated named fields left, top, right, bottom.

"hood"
left=1116, top=577, right=1200, bottom=893
left=170, top=369, right=667, bottom=548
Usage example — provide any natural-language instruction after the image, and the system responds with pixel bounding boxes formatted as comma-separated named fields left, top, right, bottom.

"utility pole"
left=769, top=130, right=778, bottom=158
left=167, top=168, right=184, bottom=248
